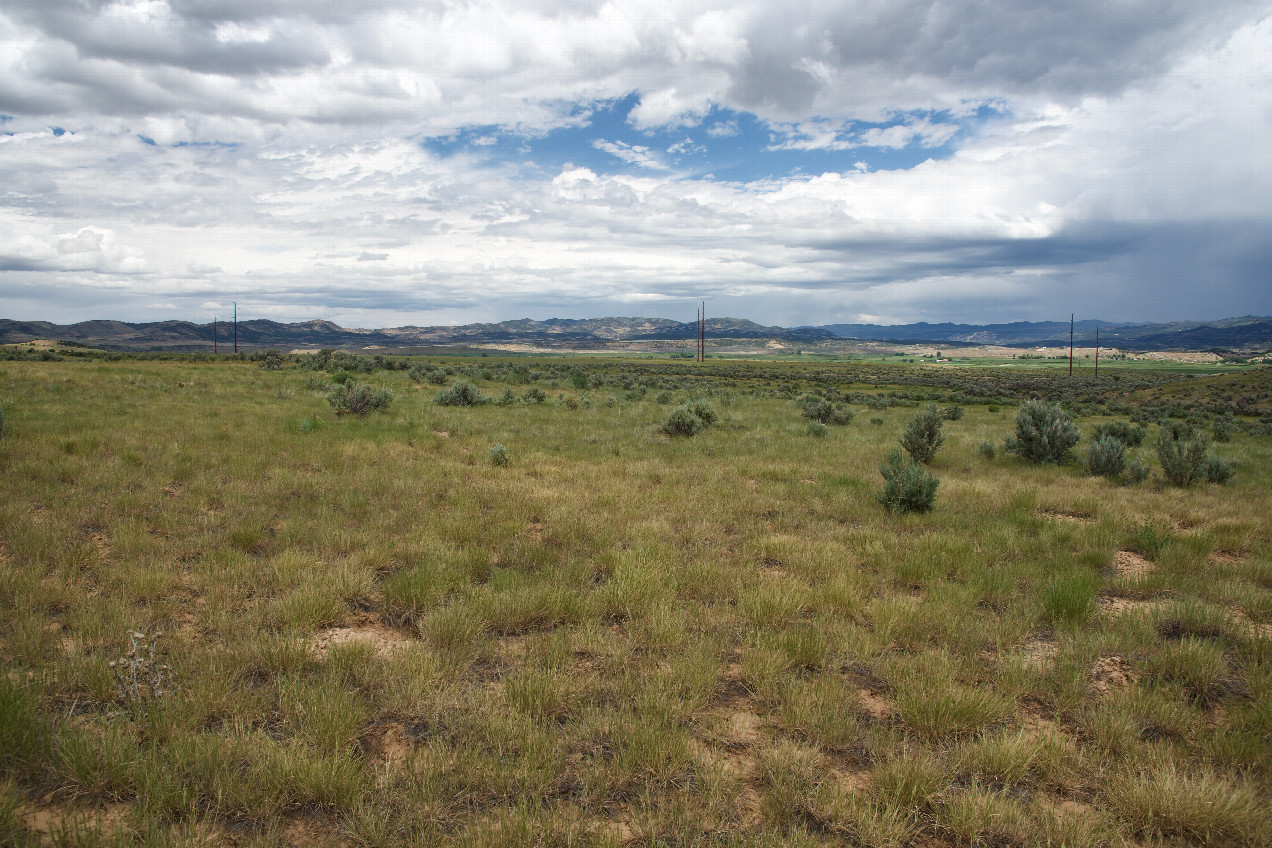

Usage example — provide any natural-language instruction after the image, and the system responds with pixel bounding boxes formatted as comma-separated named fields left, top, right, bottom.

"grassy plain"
left=2, top=356, right=1271, bottom=847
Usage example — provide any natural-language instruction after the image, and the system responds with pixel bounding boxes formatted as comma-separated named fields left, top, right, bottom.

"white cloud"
left=0, top=3, right=1269, bottom=326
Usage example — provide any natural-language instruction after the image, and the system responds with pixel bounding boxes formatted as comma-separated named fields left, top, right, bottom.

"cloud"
left=0, top=3, right=1269, bottom=327
left=591, top=139, right=669, bottom=170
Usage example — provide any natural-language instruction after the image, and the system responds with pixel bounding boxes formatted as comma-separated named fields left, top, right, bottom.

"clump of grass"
left=1042, top=571, right=1101, bottom=627
left=1106, top=759, right=1268, bottom=844
left=1006, top=400, right=1079, bottom=464
left=435, top=380, right=488, bottom=406
left=901, top=405, right=945, bottom=463
left=876, top=448, right=939, bottom=514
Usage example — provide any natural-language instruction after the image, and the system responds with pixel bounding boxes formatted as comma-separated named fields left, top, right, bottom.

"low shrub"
left=661, top=405, right=708, bottom=437
left=488, top=444, right=510, bottom=467
left=496, top=386, right=517, bottom=406
left=799, top=394, right=853, bottom=425
left=941, top=405, right=964, bottom=421
left=1202, top=455, right=1233, bottom=485
left=1156, top=420, right=1209, bottom=487
left=1007, top=401, right=1079, bottom=464
left=655, top=391, right=673, bottom=405
left=877, top=448, right=939, bottom=514
left=1086, top=435, right=1127, bottom=478
left=434, top=380, right=488, bottom=407
left=1212, top=415, right=1235, bottom=443
left=977, top=440, right=996, bottom=459
left=258, top=349, right=285, bottom=370
left=684, top=399, right=718, bottom=425
left=807, top=421, right=829, bottom=438
left=1126, top=457, right=1152, bottom=485
left=326, top=382, right=393, bottom=416
left=901, top=405, right=945, bottom=464
left=523, top=386, right=546, bottom=404
left=1092, top=420, right=1146, bottom=447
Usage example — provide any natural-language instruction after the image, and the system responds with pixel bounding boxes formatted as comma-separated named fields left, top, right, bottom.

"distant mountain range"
left=2, top=315, right=1269, bottom=352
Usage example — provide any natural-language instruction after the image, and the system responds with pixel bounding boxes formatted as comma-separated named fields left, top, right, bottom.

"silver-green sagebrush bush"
left=877, top=448, right=939, bottom=513
left=325, top=382, right=393, bottom=416
left=1086, top=435, right=1127, bottom=479
left=434, top=379, right=488, bottom=406
left=660, top=399, right=719, bottom=437
left=1006, top=400, right=1079, bottom=464
left=1156, top=420, right=1210, bottom=486
left=901, top=405, right=945, bottom=464
left=488, top=443, right=510, bottom=466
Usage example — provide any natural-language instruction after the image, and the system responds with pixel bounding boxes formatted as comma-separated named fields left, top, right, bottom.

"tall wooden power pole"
left=233, top=302, right=238, bottom=354
left=213, top=316, right=218, bottom=354
left=1095, top=326, right=1099, bottom=378
left=1069, top=313, right=1074, bottom=377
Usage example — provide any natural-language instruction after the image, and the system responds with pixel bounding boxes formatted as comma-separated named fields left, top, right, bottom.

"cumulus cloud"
left=0, top=2, right=1269, bottom=326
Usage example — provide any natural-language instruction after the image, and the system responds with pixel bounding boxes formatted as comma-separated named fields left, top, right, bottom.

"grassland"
left=2, top=356, right=1270, bottom=847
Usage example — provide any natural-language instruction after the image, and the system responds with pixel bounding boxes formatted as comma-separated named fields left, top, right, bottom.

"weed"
left=109, top=629, right=174, bottom=706
left=876, top=448, right=939, bottom=513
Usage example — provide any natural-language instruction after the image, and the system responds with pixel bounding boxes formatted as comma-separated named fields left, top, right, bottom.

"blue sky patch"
left=421, top=95, right=1004, bottom=182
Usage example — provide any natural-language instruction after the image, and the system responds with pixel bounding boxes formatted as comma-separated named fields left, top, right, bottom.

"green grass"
left=1, top=356, right=1270, bottom=845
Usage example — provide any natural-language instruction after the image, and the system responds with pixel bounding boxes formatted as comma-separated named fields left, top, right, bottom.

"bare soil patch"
left=1038, top=508, right=1094, bottom=524
left=857, top=688, right=891, bottom=720
left=1112, top=550, right=1153, bottom=578
left=311, top=622, right=409, bottom=658
left=1088, top=656, right=1135, bottom=700
left=1098, top=596, right=1157, bottom=617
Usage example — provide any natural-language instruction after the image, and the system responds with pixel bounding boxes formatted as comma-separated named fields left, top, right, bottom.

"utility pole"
left=213, top=316, right=218, bottom=355
left=700, top=301, right=705, bottom=362
left=1069, top=313, right=1074, bottom=377
left=233, top=302, right=238, bottom=354
left=1095, top=326, right=1099, bottom=378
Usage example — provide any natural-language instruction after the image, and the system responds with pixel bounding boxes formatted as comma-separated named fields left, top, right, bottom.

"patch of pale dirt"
left=21, top=801, right=130, bottom=840
left=801, top=477, right=817, bottom=485
left=857, top=689, right=891, bottom=720
left=745, top=477, right=758, bottom=490
left=1088, top=656, right=1135, bottom=700
left=1113, top=550, right=1154, bottom=577
left=1209, top=550, right=1246, bottom=565
left=524, top=521, right=545, bottom=543
left=1098, top=596, right=1157, bottom=617
left=311, top=623, right=408, bottom=658
left=282, top=814, right=349, bottom=848
left=1038, top=508, right=1094, bottom=524
left=1016, top=638, right=1059, bottom=670
left=362, top=721, right=415, bottom=765
left=1018, top=710, right=1064, bottom=741
left=432, top=430, right=450, bottom=438
left=827, top=767, right=872, bottom=794
left=1228, top=608, right=1272, bottom=641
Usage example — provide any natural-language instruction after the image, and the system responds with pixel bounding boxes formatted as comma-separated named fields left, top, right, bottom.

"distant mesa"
left=1, top=315, right=1268, bottom=353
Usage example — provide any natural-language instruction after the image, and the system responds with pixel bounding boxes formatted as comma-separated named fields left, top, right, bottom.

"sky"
left=1, top=1, right=1270, bottom=329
